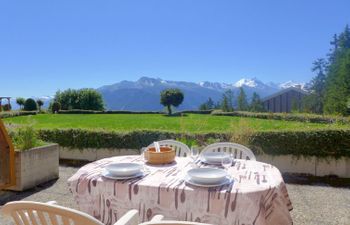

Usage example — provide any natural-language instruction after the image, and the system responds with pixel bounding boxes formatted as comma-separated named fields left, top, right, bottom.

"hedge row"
left=211, top=111, right=350, bottom=124
left=37, top=128, right=350, bottom=158
left=180, top=110, right=214, bottom=114
left=0, top=111, right=38, bottom=118
left=57, top=110, right=165, bottom=114
left=57, top=109, right=215, bottom=115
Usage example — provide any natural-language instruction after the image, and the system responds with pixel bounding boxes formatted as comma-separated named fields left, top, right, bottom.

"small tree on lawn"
left=16, top=97, right=25, bottom=110
left=36, top=99, right=44, bottom=111
left=23, top=98, right=38, bottom=111
left=51, top=101, right=61, bottom=113
left=160, top=89, right=184, bottom=115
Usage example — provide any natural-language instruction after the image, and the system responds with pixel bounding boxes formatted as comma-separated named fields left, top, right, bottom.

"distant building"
left=262, top=87, right=308, bottom=113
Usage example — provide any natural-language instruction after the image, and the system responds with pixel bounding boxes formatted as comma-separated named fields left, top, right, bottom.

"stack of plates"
left=102, top=163, right=144, bottom=180
left=185, top=168, right=231, bottom=187
left=201, top=152, right=228, bottom=165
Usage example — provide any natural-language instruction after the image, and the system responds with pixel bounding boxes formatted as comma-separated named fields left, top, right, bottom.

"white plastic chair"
left=140, top=222, right=213, bottom=225
left=1, top=201, right=139, bottom=225
left=200, top=142, right=256, bottom=161
left=139, top=214, right=213, bottom=225
left=146, top=140, right=191, bottom=157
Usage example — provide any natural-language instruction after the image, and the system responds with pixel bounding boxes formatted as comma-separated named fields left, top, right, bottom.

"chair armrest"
left=151, top=215, right=164, bottom=222
left=46, top=201, right=57, bottom=205
left=113, top=209, right=139, bottom=225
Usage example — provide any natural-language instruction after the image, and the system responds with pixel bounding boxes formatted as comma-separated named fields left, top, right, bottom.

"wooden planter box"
left=7, top=144, right=59, bottom=191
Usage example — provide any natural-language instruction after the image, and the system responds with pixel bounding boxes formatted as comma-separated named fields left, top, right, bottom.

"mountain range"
left=97, top=77, right=306, bottom=111
left=8, top=77, right=306, bottom=111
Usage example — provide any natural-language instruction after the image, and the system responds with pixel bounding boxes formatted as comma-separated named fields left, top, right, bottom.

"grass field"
left=3, top=114, right=348, bottom=133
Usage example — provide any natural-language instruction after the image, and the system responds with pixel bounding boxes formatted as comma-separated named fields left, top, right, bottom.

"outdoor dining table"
left=67, top=155, right=293, bottom=225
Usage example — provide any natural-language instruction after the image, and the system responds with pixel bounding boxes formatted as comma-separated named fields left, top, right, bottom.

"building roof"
left=262, top=87, right=309, bottom=102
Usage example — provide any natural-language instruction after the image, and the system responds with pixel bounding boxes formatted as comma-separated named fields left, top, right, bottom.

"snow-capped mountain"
left=97, top=77, right=305, bottom=110
left=7, top=77, right=305, bottom=111
left=278, top=81, right=307, bottom=90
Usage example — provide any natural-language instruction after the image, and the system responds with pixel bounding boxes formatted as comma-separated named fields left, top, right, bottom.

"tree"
left=16, top=97, right=25, bottom=110
left=220, top=90, right=234, bottom=112
left=51, top=101, right=61, bottom=113
left=237, top=87, right=248, bottom=111
left=36, top=99, right=44, bottom=111
left=160, top=89, right=184, bottom=115
left=249, top=92, right=264, bottom=112
left=78, top=88, right=105, bottom=110
left=53, top=88, right=105, bottom=110
left=198, top=97, right=215, bottom=110
left=225, top=89, right=234, bottom=111
left=302, top=58, right=327, bottom=114
left=324, top=25, right=350, bottom=115
left=206, top=97, right=214, bottom=109
left=221, top=94, right=230, bottom=112
left=23, top=98, right=38, bottom=111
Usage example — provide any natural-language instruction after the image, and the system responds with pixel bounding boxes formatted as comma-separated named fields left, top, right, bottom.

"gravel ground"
left=0, top=166, right=349, bottom=225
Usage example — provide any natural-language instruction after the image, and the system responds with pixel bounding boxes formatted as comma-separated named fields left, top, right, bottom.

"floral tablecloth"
left=68, top=156, right=293, bottom=225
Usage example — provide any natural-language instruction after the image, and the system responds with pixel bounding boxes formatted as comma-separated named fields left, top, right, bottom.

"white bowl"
left=105, top=163, right=142, bottom=177
left=202, top=152, right=227, bottom=163
left=187, top=168, right=227, bottom=184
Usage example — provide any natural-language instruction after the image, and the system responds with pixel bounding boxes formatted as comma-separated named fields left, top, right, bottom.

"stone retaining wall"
left=8, top=144, right=59, bottom=191
left=59, top=147, right=350, bottom=178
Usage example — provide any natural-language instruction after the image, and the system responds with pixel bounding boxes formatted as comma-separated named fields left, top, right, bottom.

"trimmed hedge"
left=37, top=128, right=350, bottom=158
left=211, top=111, right=350, bottom=124
left=179, top=110, right=214, bottom=114
left=250, top=130, right=350, bottom=158
left=57, top=110, right=165, bottom=114
left=58, top=109, right=214, bottom=115
left=0, top=111, right=37, bottom=119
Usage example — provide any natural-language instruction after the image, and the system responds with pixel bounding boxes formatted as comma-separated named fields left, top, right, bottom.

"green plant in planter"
left=176, top=137, right=198, bottom=148
left=11, top=125, right=45, bottom=151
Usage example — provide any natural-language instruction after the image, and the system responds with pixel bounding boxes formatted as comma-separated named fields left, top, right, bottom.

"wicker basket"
left=145, top=146, right=176, bottom=164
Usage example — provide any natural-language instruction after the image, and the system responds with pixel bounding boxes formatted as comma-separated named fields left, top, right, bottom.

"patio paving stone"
left=0, top=166, right=349, bottom=225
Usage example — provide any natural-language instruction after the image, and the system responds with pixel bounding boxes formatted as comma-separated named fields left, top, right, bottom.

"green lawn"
left=3, top=114, right=348, bottom=133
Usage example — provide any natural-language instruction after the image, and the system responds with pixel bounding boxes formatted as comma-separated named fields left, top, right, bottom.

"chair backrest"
left=1, top=201, right=104, bottom=225
left=200, top=142, right=256, bottom=161
left=146, top=140, right=191, bottom=157
left=140, top=221, right=213, bottom=225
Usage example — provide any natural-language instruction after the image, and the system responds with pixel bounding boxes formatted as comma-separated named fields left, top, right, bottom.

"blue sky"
left=1, top=0, right=349, bottom=97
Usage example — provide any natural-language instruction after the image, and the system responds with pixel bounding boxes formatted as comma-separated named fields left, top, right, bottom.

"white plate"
left=101, top=170, right=144, bottom=180
left=105, top=163, right=142, bottom=177
left=185, top=175, right=232, bottom=187
left=202, top=152, right=228, bottom=164
left=187, top=168, right=228, bottom=184
left=200, top=157, right=222, bottom=165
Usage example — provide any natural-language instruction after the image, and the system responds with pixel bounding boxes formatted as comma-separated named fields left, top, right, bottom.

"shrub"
left=36, top=99, right=44, bottom=111
left=180, top=110, right=213, bottom=114
left=53, top=88, right=104, bottom=111
left=250, top=129, right=350, bottom=158
left=2, top=104, right=12, bottom=111
left=51, top=102, right=61, bottom=113
left=230, top=119, right=256, bottom=146
left=10, top=125, right=44, bottom=151
left=36, top=128, right=350, bottom=158
left=16, top=97, right=26, bottom=110
left=57, top=110, right=164, bottom=114
left=24, top=98, right=38, bottom=111
left=211, top=111, right=350, bottom=124
left=0, top=111, right=37, bottom=119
